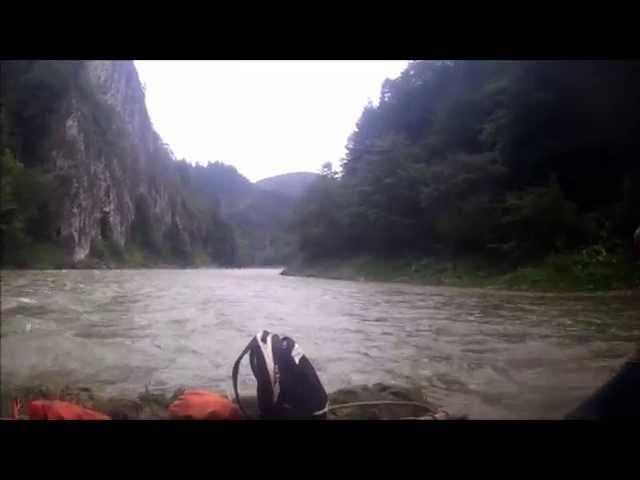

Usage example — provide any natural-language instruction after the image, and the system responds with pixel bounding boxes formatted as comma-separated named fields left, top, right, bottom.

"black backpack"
left=232, top=330, right=328, bottom=419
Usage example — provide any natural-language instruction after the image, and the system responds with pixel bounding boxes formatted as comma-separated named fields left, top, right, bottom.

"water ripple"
left=1, top=268, right=639, bottom=418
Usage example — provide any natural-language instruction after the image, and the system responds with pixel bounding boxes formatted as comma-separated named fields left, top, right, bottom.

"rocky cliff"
left=2, top=60, right=205, bottom=263
left=58, top=61, right=196, bottom=261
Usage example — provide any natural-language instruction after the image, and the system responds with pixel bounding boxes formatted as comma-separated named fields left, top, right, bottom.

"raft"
left=2, top=383, right=467, bottom=420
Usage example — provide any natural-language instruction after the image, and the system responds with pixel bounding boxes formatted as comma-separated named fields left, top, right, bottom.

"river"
left=1, top=268, right=639, bottom=419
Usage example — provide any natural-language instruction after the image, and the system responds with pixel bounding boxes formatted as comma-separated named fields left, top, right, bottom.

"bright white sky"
left=134, top=61, right=408, bottom=182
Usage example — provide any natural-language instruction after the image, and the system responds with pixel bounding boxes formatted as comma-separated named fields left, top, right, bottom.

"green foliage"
left=293, top=174, right=346, bottom=260
left=292, top=60, right=640, bottom=287
left=165, top=216, right=191, bottom=265
left=1, top=147, right=67, bottom=266
left=91, top=239, right=108, bottom=261
left=129, top=194, right=162, bottom=256
left=191, top=249, right=211, bottom=267
left=320, top=162, right=338, bottom=180
left=90, top=238, right=125, bottom=265
left=227, top=186, right=298, bottom=266
left=294, top=250, right=640, bottom=292
left=497, top=248, right=640, bottom=292
left=203, top=211, right=237, bottom=266
left=24, top=243, right=68, bottom=269
left=500, top=177, right=585, bottom=257
left=190, top=161, right=252, bottom=203
left=419, top=152, right=507, bottom=253
left=1, top=148, right=25, bottom=248
left=2, top=61, right=79, bottom=167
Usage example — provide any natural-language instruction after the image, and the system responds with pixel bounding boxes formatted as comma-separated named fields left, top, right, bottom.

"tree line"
left=293, top=61, right=640, bottom=268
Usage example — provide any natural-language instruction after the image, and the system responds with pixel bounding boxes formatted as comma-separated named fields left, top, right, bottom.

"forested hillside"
left=290, top=61, right=640, bottom=290
left=256, top=172, right=320, bottom=197
left=174, top=160, right=300, bottom=265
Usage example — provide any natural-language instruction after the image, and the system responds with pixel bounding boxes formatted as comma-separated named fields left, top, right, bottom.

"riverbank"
left=0, top=383, right=464, bottom=420
left=282, top=251, right=640, bottom=293
left=1, top=242, right=224, bottom=270
left=0, top=242, right=279, bottom=270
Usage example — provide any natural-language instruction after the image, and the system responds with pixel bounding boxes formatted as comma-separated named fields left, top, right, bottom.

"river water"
left=1, top=268, right=639, bottom=419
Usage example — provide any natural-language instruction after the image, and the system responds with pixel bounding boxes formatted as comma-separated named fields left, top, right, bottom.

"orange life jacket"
left=168, top=390, right=244, bottom=420
left=26, top=400, right=111, bottom=420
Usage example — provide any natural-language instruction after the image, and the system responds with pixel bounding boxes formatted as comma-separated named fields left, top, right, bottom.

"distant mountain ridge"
left=255, top=172, right=320, bottom=197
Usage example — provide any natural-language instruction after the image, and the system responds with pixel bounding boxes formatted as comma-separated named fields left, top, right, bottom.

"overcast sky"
left=134, top=61, right=408, bottom=182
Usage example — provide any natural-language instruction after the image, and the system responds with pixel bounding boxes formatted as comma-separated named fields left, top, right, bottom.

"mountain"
left=227, top=188, right=297, bottom=266
left=0, top=60, right=299, bottom=268
left=256, top=172, right=320, bottom=198
left=2, top=60, right=220, bottom=266
left=182, top=162, right=301, bottom=265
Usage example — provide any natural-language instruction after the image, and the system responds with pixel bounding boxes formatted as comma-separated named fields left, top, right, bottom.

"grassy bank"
left=283, top=248, right=640, bottom=293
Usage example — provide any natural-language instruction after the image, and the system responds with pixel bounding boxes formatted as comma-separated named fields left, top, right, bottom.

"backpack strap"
left=312, top=402, right=329, bottom=417
left=232, top=330, right=282, bottom=419
left=256, top=330, right=280, bottom=404
left=232, top=336, right=258, bottom=418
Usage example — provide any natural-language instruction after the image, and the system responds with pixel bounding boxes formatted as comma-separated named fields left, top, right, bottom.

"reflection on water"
left=1, top=268, right=639, bottom=418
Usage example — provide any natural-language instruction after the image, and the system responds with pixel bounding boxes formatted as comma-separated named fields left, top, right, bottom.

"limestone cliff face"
left=47, top=61, right=191, bottom=261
